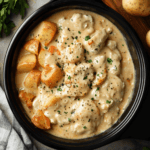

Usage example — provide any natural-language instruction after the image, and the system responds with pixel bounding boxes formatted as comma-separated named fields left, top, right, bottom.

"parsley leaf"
left=107, top=58, right=113, bottom=65
left=88, top=59, right=92, bottom=63
left=106, top=100, right=111, bottom=104
left=85, top=36, right=90, bottom=41
left=83, top=126, right=87, bottom=129
left=0, top=0, right=29, bottom=37
left=57, top=87, right=62, bottom=91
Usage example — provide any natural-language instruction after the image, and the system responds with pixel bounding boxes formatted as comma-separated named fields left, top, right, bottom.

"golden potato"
left=146, top=30, right=150, bottom=47
left=122, top=0, right=150, bottom=16
left=17, top=54, right=36, bottom=72
left=24, top=70, right=41, bottom=89
left=31, top=110, right=50, bottom=129
left=36, top=21, right=57, bottom=46
left=19, top=90, right=35, bottom=108
left=43, top=95, right=61, bottom=109
left=24, top=39, right=40, bottom=55
left=38, top=48, right=49, bottom=68
left=41, top=65, right=63, bottom=88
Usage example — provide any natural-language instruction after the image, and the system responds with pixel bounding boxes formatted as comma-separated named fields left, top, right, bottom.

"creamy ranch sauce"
left=15, top=9, right=135, bottom=139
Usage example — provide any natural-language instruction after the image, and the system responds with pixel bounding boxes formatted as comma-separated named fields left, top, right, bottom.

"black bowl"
left=3, top=0, right=149, bottom=149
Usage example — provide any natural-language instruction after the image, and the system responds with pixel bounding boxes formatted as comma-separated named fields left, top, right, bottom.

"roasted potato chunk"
left=38, top=48, right=49, bottom=68
left=24, top=39, right=40, bottom=55
left=36, top=21, right=57, bottom=46
left=41, top=65, right=63, bottom=88
left=43, top=95, right=61, bottom=109
left=19, top=90, right=35, bottom=108
left=31, top=110, right=50, bottom=129
left=17, top=54, right=36, bottom=72
left=24, top=70, right=41, bottom=89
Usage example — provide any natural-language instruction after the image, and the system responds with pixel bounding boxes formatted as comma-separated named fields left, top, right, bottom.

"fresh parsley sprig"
left=0, top=0, right=29, bottom=37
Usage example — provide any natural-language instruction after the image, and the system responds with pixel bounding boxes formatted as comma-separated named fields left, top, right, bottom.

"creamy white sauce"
left=15, top=10, right=135, bottom=139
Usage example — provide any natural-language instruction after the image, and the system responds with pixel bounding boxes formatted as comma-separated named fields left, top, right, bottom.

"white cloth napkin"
left=0, top=87, right=37, bottom=150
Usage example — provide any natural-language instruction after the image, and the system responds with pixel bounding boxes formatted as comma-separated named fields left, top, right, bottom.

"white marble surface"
left=0, top=0, right=55, bottom=149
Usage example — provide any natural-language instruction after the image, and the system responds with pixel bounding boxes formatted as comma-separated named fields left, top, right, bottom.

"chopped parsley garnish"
left=95, top=94, right=97, bottom=96
left=77, top=56, right=79, bottom=58
left=97, top=74, right=99, bottom=76
left=68, top=76, right=71, bottom=80
left=83, top=126, right=87, bottom=129
left=85, top=36, right=90, bottom=41
left=59, top=26, right=62, bottom=30
left=91, top=98, right=94, bottom=100
left=51, top=90, right=53, bottom=93
left=57, top=87, right=62, bottom=91
left=115, top=65, right=117, bottom=71
left=75, top=36, right=78, bottom=40
left=68, top=118, right=71, bottom=122
left=76, top=85, right=78, bottom=87
left=45, top=46, right=48, bottom=49
left=68, top=96, right=71, bottom=98
left=71, top=43, right=73, bottom=45
left=91, top=109, right=93, bottom=112
left=88, top=59, right=92, bottom=63
left=122, top=44, right=124, bottom=46
left=78, top=98, right=80, bottom=101
left=96, top=87, right=99, bottom=91
left=78, top=31, right=81, bottom=34
left=107, top=58, right=113, bottom=65
left=83, top=76, right=87, bottom=80
left=65, top=42, right=67, bottom=44
left=56, top=63, right=61, bottom=68
left=106, top=100, right=111, bottom=104
left=96, top=60, right=98, bottom=63
left=64, top=112, right=68, bottom=114
left=84, top=49, right=86, bottom=53
left=67, top=38, right=69, bottom=40
left=88, top=83, right=92, bottom=88
left=57, top=110, right=60, bottom=114
left=88, top=119, right=90, bottom=122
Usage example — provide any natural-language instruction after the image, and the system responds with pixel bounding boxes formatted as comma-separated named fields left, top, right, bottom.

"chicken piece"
left=93, top=67, right=107, bottom=86
left=24, top=70, right=41, bottom=91
left=104, top=106, right=120, bottom=125
left=31, top=110, right=50, bottom=129
left=106, top=41, right=122, bottom=75
left=19, top=90, right=35, bottom=108
left=41, top=65, right=63, bottom=88
left=57, top=27, right=72, bottom=51
left=83, top=29, right=108, bottom=55
left=62, top=63, right=94, bottom=97
left=70, top=13, right=94, bottom=34
left=42, top=95, right=61, bottom=109
left=93, top=55, right=107, bottom=86
left=17, top=54, right=36, bottom=72
left=36, top=21, right=57, bottom=46
left=70, top=99, right=101, bottom=135
left=24, top=39, right=40, bottom=55
left=62, top=41, right=84, bottom=63
left=107, top=40, right=117, bottom=50
left=101, top=75, right=124, bottom=102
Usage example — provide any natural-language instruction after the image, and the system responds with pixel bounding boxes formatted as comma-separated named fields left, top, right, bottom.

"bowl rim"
left=3, top=0, right=149, bottom=149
